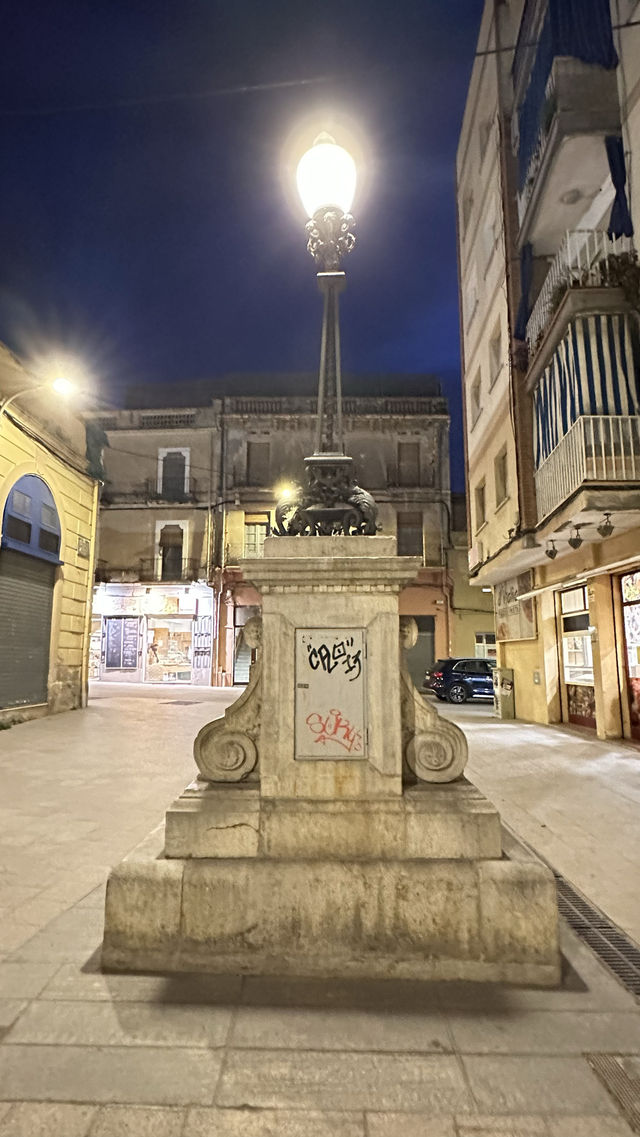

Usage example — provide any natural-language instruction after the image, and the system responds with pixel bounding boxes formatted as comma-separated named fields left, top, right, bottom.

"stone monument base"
left=102, top=781, right=560, bottom=986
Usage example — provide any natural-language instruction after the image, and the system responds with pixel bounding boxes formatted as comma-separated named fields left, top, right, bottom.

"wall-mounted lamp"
left=568, top=527, right=583, bottom=550
left=545, top=540, right=558, bottom=559
left=597, top=512, right=614, bottom=538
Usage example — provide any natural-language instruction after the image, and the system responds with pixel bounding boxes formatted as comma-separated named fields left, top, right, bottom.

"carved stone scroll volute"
left=194, top=616, right=263, bottom=783
left=399, top=616, right=468, bottom=783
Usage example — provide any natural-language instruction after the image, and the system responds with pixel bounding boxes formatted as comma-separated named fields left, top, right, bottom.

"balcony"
left=95, top=557, right=206, bottom=583
left=526, top=230, right=636, bottom=356
left=515, top=52, right=620, bottom=251
left=534, top=415, right=640, bottom=522
left=101, top=477, right=200, bottom=506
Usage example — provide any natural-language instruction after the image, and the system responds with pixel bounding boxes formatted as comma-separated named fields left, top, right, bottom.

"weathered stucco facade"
left=91, top=379, right=494, bottom=688
left=457, top=1, right=640, bottom=738
left=0, top=344, right=99, bottom=721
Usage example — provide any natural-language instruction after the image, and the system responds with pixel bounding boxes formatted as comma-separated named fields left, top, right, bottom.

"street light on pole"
left=275, top=132, right=377, bottom=537
left=0, top=376, right=76, bottom=423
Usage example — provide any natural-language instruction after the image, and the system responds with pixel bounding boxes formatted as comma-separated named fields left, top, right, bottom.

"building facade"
left=0, top=344, right=99, bottom=722
left=458, top=0, right=640, bottom=738
left=91, top=381, right=494, bottom=688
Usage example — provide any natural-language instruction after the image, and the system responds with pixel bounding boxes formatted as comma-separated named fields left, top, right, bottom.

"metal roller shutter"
left=0, top=548, right=56, bottom=709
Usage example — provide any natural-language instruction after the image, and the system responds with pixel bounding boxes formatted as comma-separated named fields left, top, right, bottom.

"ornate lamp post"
left=275, top=133, right=377, bottom=536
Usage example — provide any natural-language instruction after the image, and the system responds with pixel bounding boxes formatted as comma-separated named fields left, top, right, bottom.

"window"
left=494, top=449, right=508, bottom=506
left=396, top=512, right=423, bottom=558
left=397, top=441, right=420, bottom=486
left=158, top=524, right=184, bottom=581
left=470, top=371, right=481, bottom=425
left=462, top=191, right=474, bottom=233
left=560, top=587, right=594, bottom=686
left=464, top=264, right=478, bottom=328
left=244, top=521, right=268, bottom=558
left=475, top=632, right=497, bottom=660
left=489, top=323, right=502, bottom=387
left=246, top=441, right=270, bottom=486
left=158, top=448, right=189, bottom=499
left=1, top=475, right=61, bottom=564
left=474, top=482, right=486, bottom=531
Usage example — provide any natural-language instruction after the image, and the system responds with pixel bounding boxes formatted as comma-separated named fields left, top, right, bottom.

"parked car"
left=423, top=658, right=496, bottom=703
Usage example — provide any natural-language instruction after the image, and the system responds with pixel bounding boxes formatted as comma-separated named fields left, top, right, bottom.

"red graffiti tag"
left=305, top=709, right=363, bottom=754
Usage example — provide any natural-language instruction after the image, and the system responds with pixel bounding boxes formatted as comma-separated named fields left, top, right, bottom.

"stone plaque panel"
left=295, top=628, right=367, bottom=760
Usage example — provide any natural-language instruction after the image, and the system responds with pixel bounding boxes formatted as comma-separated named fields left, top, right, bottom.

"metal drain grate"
left=587, top=1053, right=640, bottom=1132
left=555, top=873, right=640, bottom=997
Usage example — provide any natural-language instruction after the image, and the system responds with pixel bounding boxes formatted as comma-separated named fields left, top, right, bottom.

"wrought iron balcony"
left=526, top=230, right=636, bottom=356
left=534, top=415, right=640, bottom=522
left=101, top=477, right=200, bottom=505
left=94, top=557, right=206, bottom=583
left=515, top=43, right=620, bottom=250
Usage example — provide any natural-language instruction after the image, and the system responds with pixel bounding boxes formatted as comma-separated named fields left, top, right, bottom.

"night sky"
left=0, top=1, right=482, bottom=488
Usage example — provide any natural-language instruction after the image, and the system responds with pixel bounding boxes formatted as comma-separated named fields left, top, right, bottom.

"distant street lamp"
left=275, top=133, right=377, bottom=536
left=0, top=376, right=75, bottom=423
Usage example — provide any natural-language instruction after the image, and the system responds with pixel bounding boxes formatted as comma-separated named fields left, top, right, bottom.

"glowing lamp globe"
left=296, top=133, right=356, bottom=219
left=52, top=376, right=75, bottom=398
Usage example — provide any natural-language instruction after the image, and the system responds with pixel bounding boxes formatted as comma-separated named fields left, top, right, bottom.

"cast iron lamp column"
left=275, top=133, right=377, bottom=536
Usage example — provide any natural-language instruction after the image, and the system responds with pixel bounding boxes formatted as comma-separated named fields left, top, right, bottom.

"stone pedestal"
left=102, top=537, right=560, bottom=985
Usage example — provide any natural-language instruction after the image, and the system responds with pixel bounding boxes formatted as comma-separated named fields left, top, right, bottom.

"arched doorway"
left=0, top=475, right=62, bottom=710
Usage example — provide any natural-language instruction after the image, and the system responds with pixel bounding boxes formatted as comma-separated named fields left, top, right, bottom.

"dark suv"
left=424, top=658, right=495, bottom=703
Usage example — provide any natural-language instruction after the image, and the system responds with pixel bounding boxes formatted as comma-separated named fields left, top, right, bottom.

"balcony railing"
left=95, top=557, right=206, bottom=583
left=101, top=477, right=200, bottom=505
left=534, top=415, right=640, bottom=521
left=526, top=230, right=636, bottom=355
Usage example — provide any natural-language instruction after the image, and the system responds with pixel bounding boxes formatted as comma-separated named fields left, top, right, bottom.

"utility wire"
left=0, top=74, right=332, bottom=118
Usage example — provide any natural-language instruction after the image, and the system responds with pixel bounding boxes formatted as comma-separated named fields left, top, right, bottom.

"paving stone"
left=230, top=1007, right=452, bottom=1052
left=184, top=1107, right=366, bottom=1136
left=5, top=999, right=233, bottom=1047
left=462, top=1056, right=619, bottom=1115
left=366, top=1112, right=456, bottom=1136
left=40, top=963, right=242, bottom=1004
left=241, top=975, right=442, bottom=1013
left=0, top=1003, right=26, bottom=1031
left=0, top=1103, right=96, bottom=1136
left=546, top=1116, right=635, bottom=1136
left=0, top=1045, right=220, bottom=1105
left=0, top=963, right=60, bottom=999
left=88, top=1105, right=185, bottom=1136
left=448, top=1011, right=640, bottom=1054
left=453, top=1117, right=548, bottom=1135
left=216, top=1050, right=471, bottom=1112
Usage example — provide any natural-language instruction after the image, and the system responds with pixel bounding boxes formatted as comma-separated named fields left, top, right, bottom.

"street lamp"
left=0, top=376, right=75, bottom=422
left=275, top=132, right=377, bottom=536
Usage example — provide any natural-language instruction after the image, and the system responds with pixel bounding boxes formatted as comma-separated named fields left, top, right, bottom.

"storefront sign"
left=495, top=571, right=536, bottom=642
left=294, top=628, right=366, bottom=760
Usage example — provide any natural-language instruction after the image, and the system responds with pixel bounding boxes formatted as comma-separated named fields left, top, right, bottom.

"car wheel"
left=447, top=683, right=468, bottom=704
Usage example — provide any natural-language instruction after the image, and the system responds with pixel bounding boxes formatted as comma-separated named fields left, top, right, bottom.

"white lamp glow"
left=52, top=376, right=75, bottom=398
left=296, top=133, right=356, bottom=219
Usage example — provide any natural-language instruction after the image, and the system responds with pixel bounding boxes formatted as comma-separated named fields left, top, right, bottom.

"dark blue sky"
left=0, top=0, right=482, bottom=487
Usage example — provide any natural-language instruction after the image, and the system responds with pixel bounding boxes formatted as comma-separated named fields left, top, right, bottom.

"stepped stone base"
left=102, top=785, right=560, bottom=986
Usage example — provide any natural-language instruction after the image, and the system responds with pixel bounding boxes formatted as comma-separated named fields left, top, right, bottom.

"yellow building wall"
left=0, top=412, right=98, bottom=719
left=499, top=635, right=549, bottom=723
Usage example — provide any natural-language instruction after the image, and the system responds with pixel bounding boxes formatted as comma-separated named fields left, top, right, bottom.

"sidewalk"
left=0, top=685, right=637, bottom=1135
left=438, top=699, right=640, bottom=944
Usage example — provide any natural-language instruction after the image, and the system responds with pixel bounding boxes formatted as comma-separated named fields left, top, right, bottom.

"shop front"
left=621, top=570, right=640, bottom=741
left=559, top=585, right=596, bottom=730
left=92, top=582, right=213, bottom=685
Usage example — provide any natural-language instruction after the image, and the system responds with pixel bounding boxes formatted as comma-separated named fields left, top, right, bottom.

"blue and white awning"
left=533, top=313, right=640, bottom=468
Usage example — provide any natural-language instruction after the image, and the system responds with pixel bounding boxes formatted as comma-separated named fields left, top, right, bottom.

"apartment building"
left=90, top=377, right=494, bottom=688
left=458, top=0, right=640, bottom=739
left=0, top=343, right=99, bottom=721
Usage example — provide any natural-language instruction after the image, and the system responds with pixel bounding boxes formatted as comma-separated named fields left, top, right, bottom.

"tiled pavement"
left=0, top=685, right=638, bottom=1135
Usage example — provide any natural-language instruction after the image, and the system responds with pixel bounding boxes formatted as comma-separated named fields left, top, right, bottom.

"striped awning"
left=533, top=313, right=640, bottom=467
